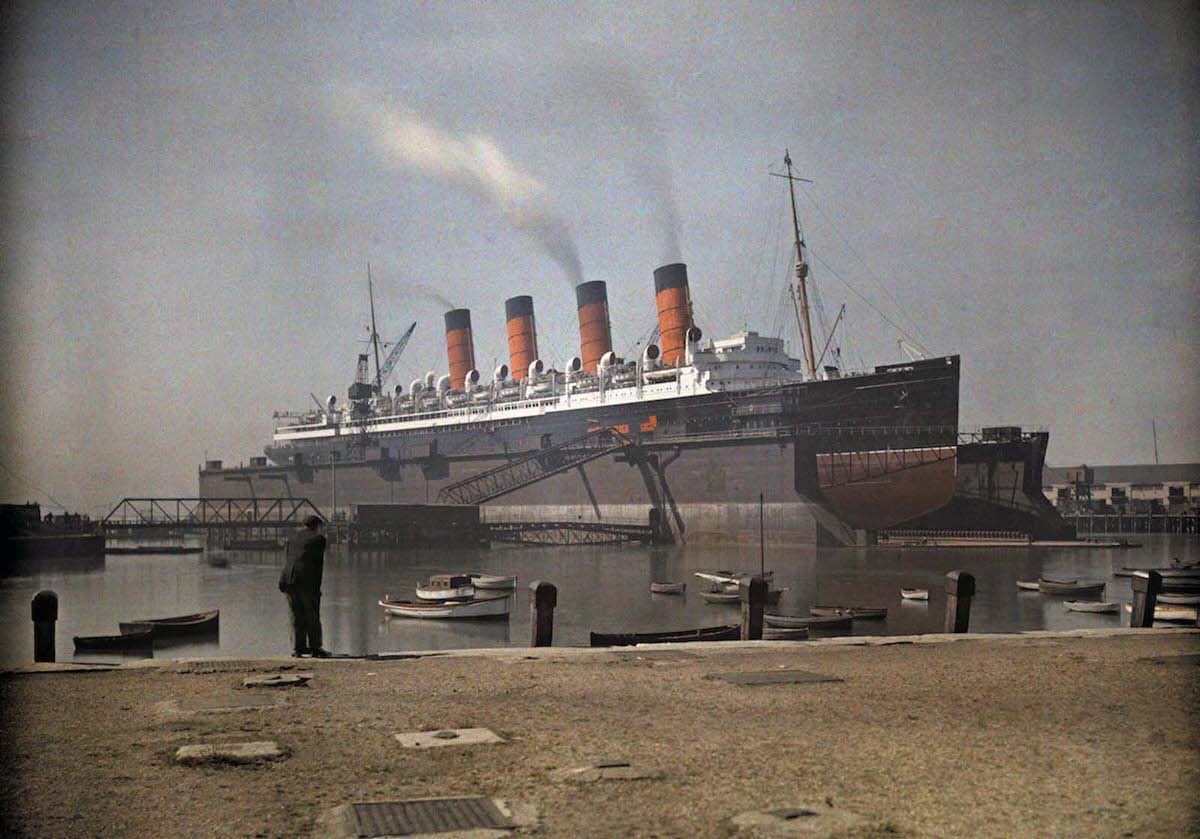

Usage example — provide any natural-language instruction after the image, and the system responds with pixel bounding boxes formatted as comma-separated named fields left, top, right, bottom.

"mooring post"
left=740, top=575, right=766, bottom=641
left=31, top=590, right=58, bottom=663
left=944, top=571, right=975, bottom=633
left=529, top=580, right=557, bottom=647
left=1129, top=570, right=1162, bottom=628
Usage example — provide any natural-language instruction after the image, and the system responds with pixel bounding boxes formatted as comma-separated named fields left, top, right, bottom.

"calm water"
left=2, top=534, right=1196, bottom=665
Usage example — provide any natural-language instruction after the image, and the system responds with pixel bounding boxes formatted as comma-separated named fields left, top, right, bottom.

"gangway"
left=102, top=498, right=323, bottom=530
left=436, top=427, right=634, bottom=505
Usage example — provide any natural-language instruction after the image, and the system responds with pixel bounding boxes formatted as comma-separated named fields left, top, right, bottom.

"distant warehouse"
left=1043, top=463, right=1200, bottom=514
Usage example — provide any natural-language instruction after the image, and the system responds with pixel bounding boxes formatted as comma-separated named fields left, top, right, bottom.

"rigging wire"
left=0, top=460, right=70, bottom=511
left=798, top=182, right=935, bottom=352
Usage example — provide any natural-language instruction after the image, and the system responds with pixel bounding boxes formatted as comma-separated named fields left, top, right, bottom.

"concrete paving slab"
left=174, top=741, right=286, bottom=765
left=708, top=669, right=843, bottom=686
left=394, top=728, right=505, bottom=749
left=729, top=804, right=867, bottom=836
left=242, top=672, right=313, bottom=688
left=178, top=693, right=283, bottom=712
left=549, top=761, right=664, bottom=783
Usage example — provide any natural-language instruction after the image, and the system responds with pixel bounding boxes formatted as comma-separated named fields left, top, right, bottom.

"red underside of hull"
left=818, top=447, right=958, bottom=530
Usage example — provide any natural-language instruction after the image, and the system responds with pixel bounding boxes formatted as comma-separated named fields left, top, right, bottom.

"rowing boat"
left=118, top=609, right=219, bottom=638
left=589, top=624, right=739, bottom=647
left=1157, top=593, right=1200, bottom=606
left=810, top=606, right=887, bottom=620
left=1016, top=580, right=1041, bottom=591
left=1123, top=602, right=1198, bottom=623
left=379, top=593, right=510, bottom=620
left=1063, top=601, right=1119, bottom=614
left=900, top=588, right=929, bottom=601
left=763, top=613, right=852, bottom=631
left=763, top=627, right=810, bottom=641
left=700, top=589, right=740, bottom=604
left=74, top=628, right=154, bottom=651
left=468, top=573, right=517, bottom=590
left=1038, top=579, right=1105, bottom=596
left=649, top=582, right=686, bottom=595
left=694, top=570, right=775, bottom=587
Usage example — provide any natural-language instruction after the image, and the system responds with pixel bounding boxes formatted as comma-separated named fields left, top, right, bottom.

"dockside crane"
left=376, top=321, right=417, bottom=393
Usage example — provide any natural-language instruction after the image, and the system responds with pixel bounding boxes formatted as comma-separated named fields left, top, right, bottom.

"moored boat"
left=700, top=589, right=740, bottom=604
left=810, top=606, right=887, bottom=620
left=1016, top=580, right=1041, bottom=591
left=763, top=626, right=810, bottom=641
left=416, top=574, right=476, bottom=601
left=1063, top=601, right=1118, bottom=614
left=1157, top=593, right=1200, bottom=606
left=1122, top=602, right=1198, bottom=623
left=379, top=594, right=510, bottom=620
left=468, top=573, right=517, bottom=590
left=118, top=609, right=219, bottom=638
left=649, top=581, right=686, bottom=595
left=1038, top=578, right=1105, bottom=597
left=694, top=571, right=775, bottom=587
left=74, top=628, right=154, bottom=651
left=763, top=613, right=852, bottom=631
left=589, top=624, right=739, bottom=647
left=900, top=588, right=929, bottom=601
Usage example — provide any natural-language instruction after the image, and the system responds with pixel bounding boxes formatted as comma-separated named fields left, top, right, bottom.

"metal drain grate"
left=350, top=797, right=516, bottom=836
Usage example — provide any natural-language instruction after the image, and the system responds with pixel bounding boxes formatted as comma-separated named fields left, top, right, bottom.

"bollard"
left=529, top=580, right=557, bottom=647
left=1129, top=571, right=1162, bottom=628
left=31, top=590, right=58, bottom=663
left=740, top=575, right=766, bottom=641
left=944, top=571, right=974, bottom=633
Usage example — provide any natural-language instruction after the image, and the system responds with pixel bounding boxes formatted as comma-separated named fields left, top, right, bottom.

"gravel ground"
left=1, top=630, right=1198, bottom=838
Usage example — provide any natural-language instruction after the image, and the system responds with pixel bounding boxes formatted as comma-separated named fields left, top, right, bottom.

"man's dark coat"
left=279, top=529, right=326, bottom=592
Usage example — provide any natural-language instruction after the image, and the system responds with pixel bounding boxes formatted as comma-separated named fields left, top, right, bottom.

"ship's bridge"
left=691, top=331, right=806, bottom=390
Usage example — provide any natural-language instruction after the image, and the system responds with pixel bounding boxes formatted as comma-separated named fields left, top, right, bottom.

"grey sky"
left=3, top=1, right=1197, bottom=513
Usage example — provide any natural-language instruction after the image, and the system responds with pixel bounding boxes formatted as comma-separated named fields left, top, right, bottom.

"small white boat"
left=650, top=581, right=686, bottom=595
left=1123, top=602, right=1198, bottom=623
left=1158, top=593, right=1200, bottom=606
left=416, top=574, right=475, bottom=601
left=1016, top=580, right=1041, bottom=591
left=468, top=573, right=517, bottom=590
left=900, top=588, right=929, bottom=601
left=379, top=593, right=510, bottom=620
left=700, top=588, right=740, bottom=604
left=1063, top=601, right=1119, bottom=614
left=694, top=570, right=774, bottom=587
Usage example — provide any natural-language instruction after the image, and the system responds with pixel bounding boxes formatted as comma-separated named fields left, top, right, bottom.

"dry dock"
left=1, top=629, right=1197, bottom=837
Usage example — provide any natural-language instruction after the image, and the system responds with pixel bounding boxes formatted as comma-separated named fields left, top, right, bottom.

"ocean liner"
left=201, top=155, right=1069, bottom=544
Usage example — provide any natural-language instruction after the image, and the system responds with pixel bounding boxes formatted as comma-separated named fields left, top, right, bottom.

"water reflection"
left=0, top=535, right=1194, bottom=665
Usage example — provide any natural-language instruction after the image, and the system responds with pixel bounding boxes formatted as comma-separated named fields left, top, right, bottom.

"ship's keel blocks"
left=729, top=804, right=867, bottom=836
left=394, top=727, right=505, bottom=748
left=314, top=797, right=536, bottom=838
left=174, top=740, right=286, bottom=766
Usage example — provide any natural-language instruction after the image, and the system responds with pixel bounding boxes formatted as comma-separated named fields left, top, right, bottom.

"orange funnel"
left=444, top=308, right=475, bottom=389
left=653, top=263, right=693, bottom=366
left=575, top=281, right=613, bottom=374
left=504, top=296, right=538, bottom=380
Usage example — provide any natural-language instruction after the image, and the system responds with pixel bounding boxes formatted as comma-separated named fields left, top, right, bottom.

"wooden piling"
left=1129, top=571, right=1162, bottom=628
left=529, top=580, right=556, bottom=647
left=944, top=571, right=974, bottom=633
left=31, top=590, right=58, bottom=663
left=740, top=575, right=766, bottom=641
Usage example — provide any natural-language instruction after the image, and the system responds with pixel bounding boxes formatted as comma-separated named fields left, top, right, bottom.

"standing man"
left=279, top=514, right=331, bottom=658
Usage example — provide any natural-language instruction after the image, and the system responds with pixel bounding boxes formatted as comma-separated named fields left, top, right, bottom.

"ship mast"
left=774, top=150, right=818, bottom=379
left=366, top=263, right=384, bottom=394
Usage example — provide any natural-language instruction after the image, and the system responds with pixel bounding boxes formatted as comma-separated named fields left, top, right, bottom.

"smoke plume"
left=338, top=89, right=583, bottom=285
left=564, top=60, right=682, bottom=262
left=408, top=283, right=455, bottom=310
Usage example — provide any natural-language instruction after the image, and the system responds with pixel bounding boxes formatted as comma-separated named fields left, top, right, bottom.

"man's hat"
left=304, top=515, right=324, bottom=529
